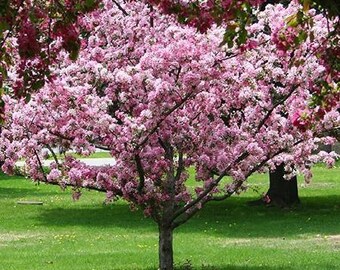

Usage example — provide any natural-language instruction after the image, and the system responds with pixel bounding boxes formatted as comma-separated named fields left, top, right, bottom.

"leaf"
left=4, top=51, right=12, bottom=66
left=220, top=25, right=238, bottom=48
left=286, top=13, right=298, bottom=27
left=237, top=28, right=247, bottom=46
left=31, top=80, right=45, bottom=90
left=25, top=93, right=31, bottom=103
left=302, top=0, right=312, bottom=12
left=0, top=20, right=9, bottom=32
left=0, top=65, right=7, bottom=80
left=0, top=0, right=9, bottom=16
left=286, top=11, right=304, bottom=27
left=69, top=47, right=80, bottom=61
left=294, top=31, right=308, bottom=46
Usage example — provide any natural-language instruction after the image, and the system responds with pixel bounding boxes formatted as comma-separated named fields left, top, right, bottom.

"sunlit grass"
left=47, top=151, right=111, bottom=159
left=0, top=165, right=340, bottom=269
left=18, top=151, right=112, bottom=164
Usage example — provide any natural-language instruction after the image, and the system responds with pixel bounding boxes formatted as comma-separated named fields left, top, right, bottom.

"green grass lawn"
left=0, top=165, right=340, bottom=270
left=48, top=151, right=112, bottom=159
left=19, top=152, right=112, bottom=164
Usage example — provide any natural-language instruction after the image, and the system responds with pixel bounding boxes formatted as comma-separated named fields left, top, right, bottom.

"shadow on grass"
left=173, top=263, right=338, bottom=270
left=0, top=186, right=63, bottom=199
left=3, top=171, right=340, bottom=238
left=0, top=171, right=25, bottom=181
left=171, top=266, right=289, bottom=270
left=37, top=202, right=156, bottom=230
left=179, top=195, right=340, bottom=238
left=35, top=195, right=340, bottom=238
left=0, top=172, right=50, bottom=198
left=105, top=264, right=337, bottom=270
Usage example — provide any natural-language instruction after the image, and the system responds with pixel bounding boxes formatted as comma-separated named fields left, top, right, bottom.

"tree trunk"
left=158, top=223, right=174, bottom=270
left=266, top=163, right=300, bottom=207
left=0, top=126, right=2, bottom=170
left=247, top=163, right=300, bottom=207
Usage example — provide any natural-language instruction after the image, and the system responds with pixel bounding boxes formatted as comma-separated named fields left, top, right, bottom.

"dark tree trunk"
left=248, top=163, right=300, bottom=207
left=266, top=163, right=300, bottom=207
left=158, top=223, right=174, bottom=270
left=0, top=126, right=2, bottom=170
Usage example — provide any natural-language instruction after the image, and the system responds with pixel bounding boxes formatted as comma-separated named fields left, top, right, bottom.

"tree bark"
left=247, top=163, right=300, bottom=207
left=0, top=128, right=3, bottom=167
left=158, top=223, right=174, bottom=270
left=0, top=126, right=2, bottom=170
left=266, top=163, right=300, bottom=207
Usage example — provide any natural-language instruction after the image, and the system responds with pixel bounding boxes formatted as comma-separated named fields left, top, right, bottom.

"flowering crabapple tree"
left=0, top=1, right=339, bottom=269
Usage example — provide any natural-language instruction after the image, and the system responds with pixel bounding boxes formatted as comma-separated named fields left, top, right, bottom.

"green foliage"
left=286, top=10, right=304, bottom=27
left=220, top=6, right=251, bottom=48
left=312, top=0, right=340, bottom=17
left=0, top=0, right=9, bottom=16
left=42, top=151, right=111, bottom=160
left=221, top=25, right=238, bottom=48
left=0, top=20, right=10, bottom=33
left=75, top=0, right=99, bottom=13
left=294, top=30, right=308, bottom=46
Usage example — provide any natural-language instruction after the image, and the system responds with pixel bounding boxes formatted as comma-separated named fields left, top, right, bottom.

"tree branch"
left=136, top=91, right=195, bottom=149
left=45, top=144, right=61, bottom=168
left=93, top=144, right=111, bottom=151
left=41, top=179, right=108, bottom=193
left=172, top=205, right=200, bottom=229
left=33, top=149, right=48, bottom=183
left=256, top=84, right=298, bottom=133
left=112, top=0, right=129, bottom=16
left=175, top=150, right=184, bottom=182
left=171, top=151, right=249, bottom=222
left=135, top=153, right=146, bottom=193
left=47, top=129, right=112, bottom=151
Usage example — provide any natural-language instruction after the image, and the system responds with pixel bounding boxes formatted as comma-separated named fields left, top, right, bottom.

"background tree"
left=0, top=0, right=99, bottom=123
left=0, top=1, right=339, bottom=269
left=248, top=164, right=300, bottom=207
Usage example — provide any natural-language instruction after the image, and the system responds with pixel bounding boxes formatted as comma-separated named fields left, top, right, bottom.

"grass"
left=18, top=152, right=112, bottom=165
left=0, top=165, right=340, bottom=270
left=48, top=151, right=112, bottom=159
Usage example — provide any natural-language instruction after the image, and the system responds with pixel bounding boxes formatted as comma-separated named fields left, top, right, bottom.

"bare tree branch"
left=112, top=0, right=129, bottom=16
left=175, top=150, right=184, bottom=182
left=33, top=149, right=49, bottom=183
left=45, top=144, right=61, bottom=167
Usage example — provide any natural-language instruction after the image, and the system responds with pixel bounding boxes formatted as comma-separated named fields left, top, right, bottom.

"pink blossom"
left=47, top=169, right=62, bottom=181
left=68, top=168, right=83, bottom=182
